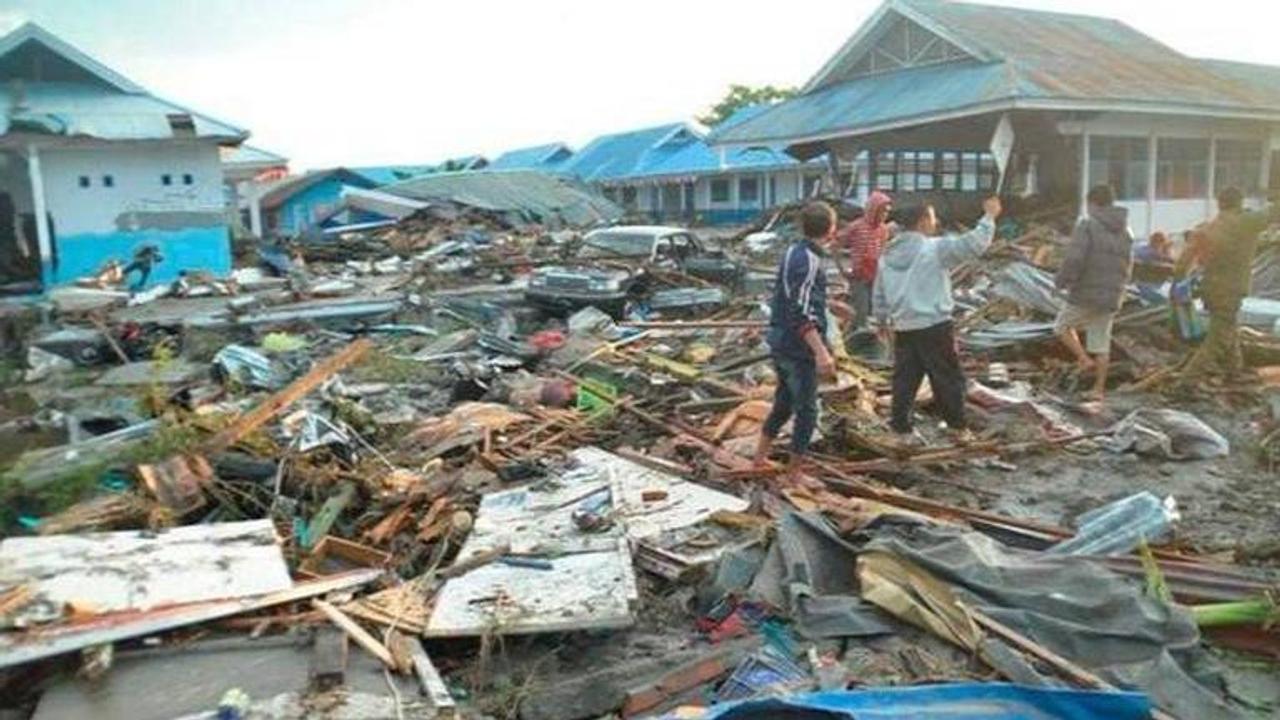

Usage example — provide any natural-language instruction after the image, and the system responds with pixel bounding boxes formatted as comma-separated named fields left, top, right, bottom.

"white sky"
left=3, top=0, right=1279, bottom=170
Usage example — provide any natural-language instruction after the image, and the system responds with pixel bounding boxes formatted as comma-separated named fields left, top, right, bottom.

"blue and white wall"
left=271, top=175, right=352, bottom=236
left=39, top=141, right=231, bottom=286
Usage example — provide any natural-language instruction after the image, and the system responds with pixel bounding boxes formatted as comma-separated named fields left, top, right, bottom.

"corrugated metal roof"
left=489, top=142, right=574, bottom=171
left=221, top=145, right=288, bottom=167
left=0, top=82, right=246, bottom=142
left=714, top=61, right=1013, bottom=146
left=258, top=168, right=376, bottom=210
left=348, top=165, right=438, bottom=185
left=0, top=23, right=247, bottom=143
left=563, top=111, right=809, bottom=184
left=1200, top=59, right=1280, bottom=108
left=715, top=0, right=1280, bottom=147
left=379, top=169, right=621, bottom=226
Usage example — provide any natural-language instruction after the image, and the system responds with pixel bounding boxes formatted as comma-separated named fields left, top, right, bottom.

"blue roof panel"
left=489, top=142, right=573, bottom=171
left=712, top=61, right=1013, bottom=146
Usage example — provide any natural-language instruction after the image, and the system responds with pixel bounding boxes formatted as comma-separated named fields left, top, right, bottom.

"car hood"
left=530, top=265, right=633, bottom=286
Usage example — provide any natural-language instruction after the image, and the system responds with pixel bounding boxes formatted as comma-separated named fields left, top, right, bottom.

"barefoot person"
left=753, top=202, right=838, bottom=479
left=1054, top=185, right=1133, bottom=401
left=874, top=196, right=1002, bottom=441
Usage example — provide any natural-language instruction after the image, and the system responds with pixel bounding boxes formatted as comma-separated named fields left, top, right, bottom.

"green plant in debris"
left=347, top=349, right=441, bottom=385
left=1192, top=593, right=1280, bottom=628
left=0, top=420, right=204, bottom=532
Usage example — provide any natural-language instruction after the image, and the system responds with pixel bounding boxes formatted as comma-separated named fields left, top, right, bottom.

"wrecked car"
left=525, top=225, right=743, bottom=315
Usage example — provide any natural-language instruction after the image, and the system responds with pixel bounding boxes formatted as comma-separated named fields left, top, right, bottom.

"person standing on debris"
left=1174, top=187, right=1269, bottom=378
left=754, top=202, right=838, bottom=478
left=1053, top=185, right=1134, bottom=402
left=874, top=196, right=1002, bottom=441
left=837, top=191, right=893, bottom=335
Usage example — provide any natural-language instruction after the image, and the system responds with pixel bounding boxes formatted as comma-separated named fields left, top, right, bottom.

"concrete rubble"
left=1, top=198, right=1279, bottom=720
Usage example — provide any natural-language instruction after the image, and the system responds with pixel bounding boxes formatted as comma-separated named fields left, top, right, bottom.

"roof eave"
left=715, top=96, right=1280, bottom=151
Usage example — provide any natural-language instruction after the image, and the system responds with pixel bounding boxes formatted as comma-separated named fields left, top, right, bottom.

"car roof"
left=585, top=225, right=690, bottom=238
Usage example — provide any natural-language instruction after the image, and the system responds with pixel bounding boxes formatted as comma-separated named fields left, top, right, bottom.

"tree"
left=698, top=84, right=798, bottom=127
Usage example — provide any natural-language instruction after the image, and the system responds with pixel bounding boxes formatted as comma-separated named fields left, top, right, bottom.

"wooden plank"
left=311, top=599, right=396, bottom=669
left=206, top=338, right=372, bottom=452
left=0, top=569, right=381, bottom=669
left=405, top=636, right=457, bottom=717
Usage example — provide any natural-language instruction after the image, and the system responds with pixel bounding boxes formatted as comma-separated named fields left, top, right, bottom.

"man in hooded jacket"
left=837, top=191, right=893, bottom=334
left=1054, top=185, right=1134, bottom=402
left=874, top=196, right=1002, bottom=439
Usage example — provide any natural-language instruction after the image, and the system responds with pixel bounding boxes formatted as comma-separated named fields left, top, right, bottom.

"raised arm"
left=936, top=196, right=1002, bottom=269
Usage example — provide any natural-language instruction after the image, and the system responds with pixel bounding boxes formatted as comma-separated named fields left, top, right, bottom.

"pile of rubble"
left=1, top=205, right=1279, bottom=720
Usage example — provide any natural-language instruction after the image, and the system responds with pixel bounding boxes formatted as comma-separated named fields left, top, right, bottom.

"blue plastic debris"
left=701, top=683, right=1151, bottom=720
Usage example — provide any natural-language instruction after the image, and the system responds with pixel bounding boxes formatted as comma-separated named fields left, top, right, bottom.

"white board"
left=0, top=519, right=291, bottom=622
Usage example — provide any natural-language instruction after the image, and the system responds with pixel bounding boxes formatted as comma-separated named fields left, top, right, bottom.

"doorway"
left=0, top=150, right=41, bottom=295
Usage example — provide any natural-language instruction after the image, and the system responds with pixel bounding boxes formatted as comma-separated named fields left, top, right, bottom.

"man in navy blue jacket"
left=753, top=202, right=838, bottom=479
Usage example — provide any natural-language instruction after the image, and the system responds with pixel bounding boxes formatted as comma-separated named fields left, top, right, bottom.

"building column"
left=248, top=182, right=264, bottom=238
left=796, top=172, right=804, bottom=199
left=26, top=143, right=52, bottom=286
left=1259, top=134, right=1274, bottom=194
left=1206, top=134, right=1218, bottom=216
left=1078, top=131, right=1090, bottom=219
left=654, top=183, right=663, bottom=222
left=1146, top=134, right=1158, bottom=236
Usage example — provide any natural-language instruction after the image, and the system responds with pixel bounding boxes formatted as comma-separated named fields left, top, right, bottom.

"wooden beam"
left=405, top=637, right=457, bottom=717
left=311, top=599, right=396, bottom=669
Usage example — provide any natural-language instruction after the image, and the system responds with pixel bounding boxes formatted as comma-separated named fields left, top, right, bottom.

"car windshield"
left=581, top=232, right=654, bottom=258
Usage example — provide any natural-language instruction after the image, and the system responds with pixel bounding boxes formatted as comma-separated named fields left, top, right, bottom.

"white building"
left=0, top=23, right=247, bottom=295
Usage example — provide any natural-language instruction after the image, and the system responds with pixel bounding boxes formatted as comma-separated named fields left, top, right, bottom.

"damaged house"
left=711, top=0, right=1280, bottom=235
left=560, top=108, right=824, bottom=225
left=487, top=142, right=575, bottom=174
left=0, top=22, right=249, bottom=295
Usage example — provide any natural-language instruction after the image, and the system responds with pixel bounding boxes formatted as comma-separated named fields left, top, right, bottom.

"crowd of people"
left=754, top=185, right=1274, bottom=479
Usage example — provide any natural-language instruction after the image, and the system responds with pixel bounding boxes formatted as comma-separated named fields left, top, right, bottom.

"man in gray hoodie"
left=874, top=196, right=1002, bottom=438
left=1054, top=185, right=1134, bottom=401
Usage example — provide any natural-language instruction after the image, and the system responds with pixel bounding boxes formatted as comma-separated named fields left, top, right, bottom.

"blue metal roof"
left=0, top=23, right=247, bottom=143
left=563, top=113, right=808, bottom=184
left=348, top=165, right=438, bottom=186
left=713, top=61, right=1012, bottom=146
left=714, top=0, right=1280, bottom=147
left=489, top=142, right=574, bottom=171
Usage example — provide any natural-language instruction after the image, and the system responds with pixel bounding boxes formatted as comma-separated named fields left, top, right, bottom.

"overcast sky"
left=3, top=0, right=1278, bottom=170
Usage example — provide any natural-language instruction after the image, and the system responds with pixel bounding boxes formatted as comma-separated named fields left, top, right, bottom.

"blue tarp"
left=701, top=684, right=1150, bottom=720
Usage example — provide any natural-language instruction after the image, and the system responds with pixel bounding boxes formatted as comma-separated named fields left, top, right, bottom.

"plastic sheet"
left=704, top=683, right=1150, bottom=720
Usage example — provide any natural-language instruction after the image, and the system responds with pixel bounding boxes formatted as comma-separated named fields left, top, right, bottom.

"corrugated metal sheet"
left=1200, top=59, right=1280, bottom=108
left=380, top=169, right=622, bottom=226
left=0, top=82, right=246, bottom=142
left=715, top=0, right=1280, bottom=147
left=221, top=144, right=287, bottom=167
left=488, top=142, right=574, bottom=171
left=715, top=61, right=1013, bottom=145
left=562, top=109, right=811, bottom=184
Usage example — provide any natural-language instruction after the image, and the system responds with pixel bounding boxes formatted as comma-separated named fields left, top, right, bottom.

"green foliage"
left=698, top=84, right=798, bottom=127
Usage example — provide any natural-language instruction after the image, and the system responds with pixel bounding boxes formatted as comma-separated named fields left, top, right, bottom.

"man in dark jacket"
left=753, top=202, right=837, bottom=479
left=1054, top=185, right=1134, bottom=402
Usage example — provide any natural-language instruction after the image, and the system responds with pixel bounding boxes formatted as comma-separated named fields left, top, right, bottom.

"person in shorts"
left=1054, top=185, right=1134, bottom=402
